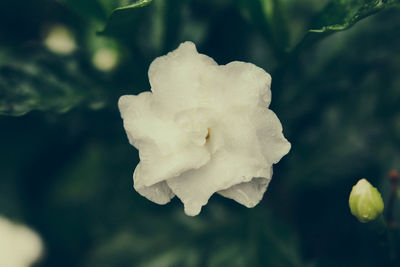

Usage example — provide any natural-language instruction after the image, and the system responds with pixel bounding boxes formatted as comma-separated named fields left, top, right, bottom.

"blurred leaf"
left=139, top=247, right=199, bottom=267
left=58, top=0, right=153, bottom=29
left=57, top=0, right=109, bottom=22
left=101, top=0, right=153, bottom=35
left=100, top=0, right=183, bottom=59
left=113, top=0, right=153, bottom=11
left=236, top=0, right=290, bottom=56
left=207, top=243, right=247, bottom=267
left=0, top=49, right=105, bottom=116
left=260, top=0, right=290, bottom=52
left=204, top=208, right=308, bottom=267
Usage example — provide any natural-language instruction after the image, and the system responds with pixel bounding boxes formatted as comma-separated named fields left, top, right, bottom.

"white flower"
left=0, top=215, right=43, bottom=267
left=119, top=41, right=291, bottom=216
left=92, top=48, right=119, bottom=72
left=44, top=25, right=76, bottom=55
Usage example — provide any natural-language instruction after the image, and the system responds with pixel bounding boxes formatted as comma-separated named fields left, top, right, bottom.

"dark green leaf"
left=0, top=49, right=105, bottom=116
left=288, top=0, right=399, bottom=57
left=100, top=0, right=153, bottom=35
left=309, top=0, right=397, bottom=33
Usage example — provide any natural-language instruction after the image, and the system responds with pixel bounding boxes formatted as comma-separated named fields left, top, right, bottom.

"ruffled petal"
left=218, top=176, right=272, bottom=208
left=164, top=107, right=281, bottom=216
left=149, top=41, right=217, bottom=112
left=253, top=108, right=291, bottom=164
left=167, top=150, right=271, bottom=216
left=222, top=61, right=272, bottom=108
left=197, top=61, right=271, bottom=112
left=133, top=165, right=175, bottom=205
left=119, top=93, right=211, bottom=187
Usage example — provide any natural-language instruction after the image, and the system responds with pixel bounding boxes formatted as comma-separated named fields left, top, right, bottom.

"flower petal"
left=167, top=150, right=271, bottom=216
left=133, top=165, right=175, bottom=205
left=119, top=92, right=211, bottom=187
left=197, top=61, right=272, bottom=112
left=149, top=41, right=217, bottom=112
left=254, top=108, right=291, bottom=164
left=218, top=176, right=272, bottom=208
left=222, top=61, right=272, bottom=108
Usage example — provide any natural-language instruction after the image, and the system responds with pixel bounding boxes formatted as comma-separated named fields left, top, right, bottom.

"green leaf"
left=100, top=0, right=153, bottom=35
left=309, top=0, right=397, bottom=33
left=0, top=49, right=105, bottom=116
left=100, top=0, right=177, bottom=58
left=113, top=0, right=153, bottom=11
left=288, top=0, right=399, bottom=56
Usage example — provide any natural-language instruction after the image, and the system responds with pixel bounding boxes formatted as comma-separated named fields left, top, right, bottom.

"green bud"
left=349, top=178, right=384, bottom=223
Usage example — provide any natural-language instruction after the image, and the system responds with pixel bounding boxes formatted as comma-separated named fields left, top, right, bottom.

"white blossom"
left=0, top=215, right=43, bottom=267
left=92, top=48, right=119, bottom=72
left=43, top=25, right=76, bottom=55
left=119, top=41, right=291, bottom=216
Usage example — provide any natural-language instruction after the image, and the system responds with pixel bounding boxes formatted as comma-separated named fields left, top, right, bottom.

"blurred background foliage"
left=0, top=0, right=400, bottom=266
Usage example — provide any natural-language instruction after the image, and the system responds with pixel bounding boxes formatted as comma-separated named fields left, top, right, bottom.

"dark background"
left=0, top=0, right=399, bottom=266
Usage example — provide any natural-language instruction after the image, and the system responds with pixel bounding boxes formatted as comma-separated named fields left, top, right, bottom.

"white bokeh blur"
left=0, top=215, right=43, bottom=267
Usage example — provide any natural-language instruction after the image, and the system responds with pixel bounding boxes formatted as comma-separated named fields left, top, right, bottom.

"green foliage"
left=235, top=0, right=290, bottom=54
left=0, top=49, right=104, bottom=116
left=1, top=0, right=400, bottom=266
left=100, top=1, right=153, bottom=38
left=113, top=0, right=153, bottom=10
left=57, top=0, right=109, bottom=21
left=291, top=0, right=400, bottom=53
left=310, top=0, right=398, bottom=33
left=101, top=0, right=153, bottom=35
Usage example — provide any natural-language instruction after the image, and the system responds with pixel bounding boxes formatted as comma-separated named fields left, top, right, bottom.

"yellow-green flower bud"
left=349, top=178, right=384, bottom=223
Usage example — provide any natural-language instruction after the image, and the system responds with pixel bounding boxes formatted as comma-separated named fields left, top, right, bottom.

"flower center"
left=205, top=128, right=211, bottom=141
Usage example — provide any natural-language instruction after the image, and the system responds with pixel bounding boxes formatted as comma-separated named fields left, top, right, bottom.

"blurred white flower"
left=0, top=215, right=43, bottom=267
left=119, top=41, right=291, bottom=216
left=44, top=25, right=76, bottom=55
left=92, top=48, right=119, bottom=72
